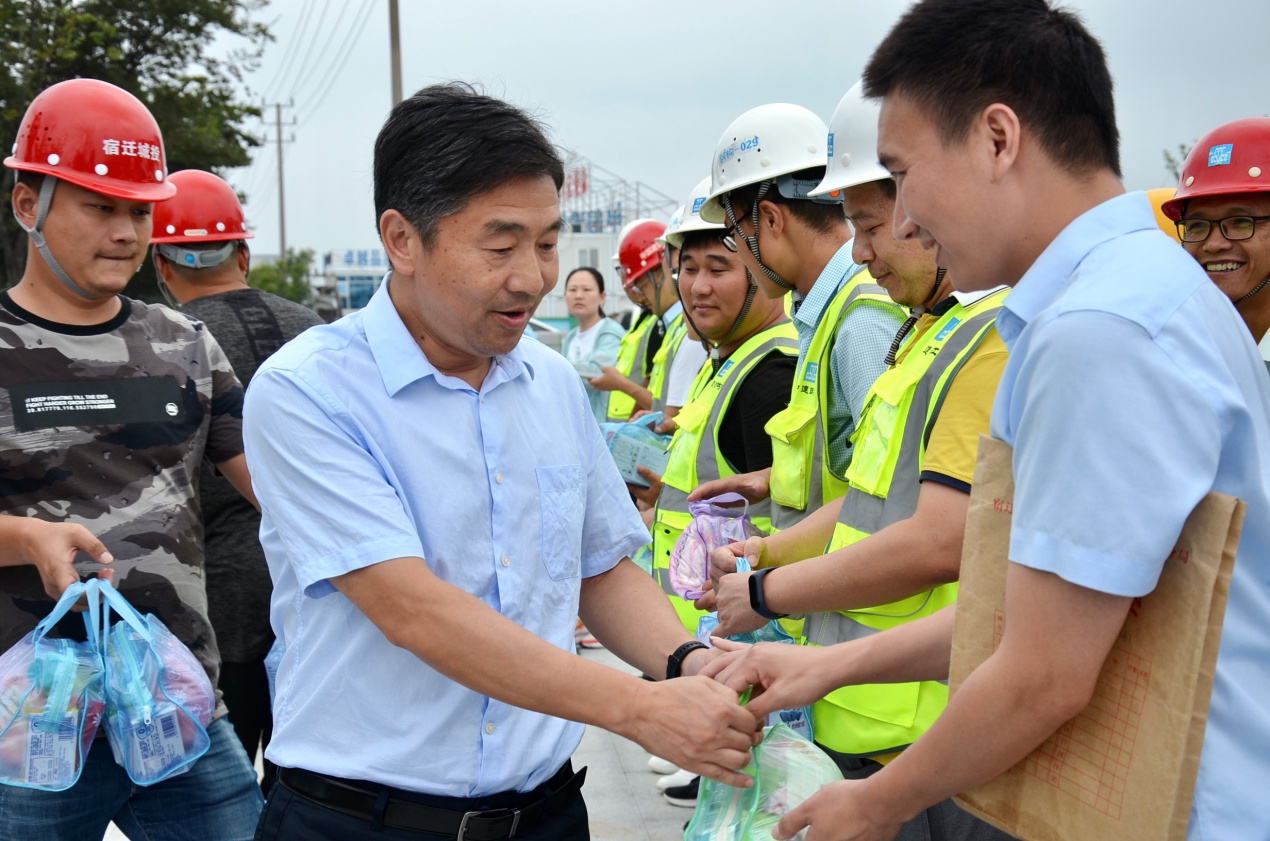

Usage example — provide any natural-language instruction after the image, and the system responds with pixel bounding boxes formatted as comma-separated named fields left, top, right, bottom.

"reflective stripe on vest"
left=806, top=288, right=1008, bottom=757
left=766, top=272, right=898, bottom=531
left=607, top=312, right=657, bottom=421
left=649, top=314, right=692, bottom=414
left=651, top=325, right=798, bottom=631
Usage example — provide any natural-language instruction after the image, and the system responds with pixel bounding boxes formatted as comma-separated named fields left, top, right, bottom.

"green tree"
left=249, top=248, right=314, bottom=305
left=1163, top=141, right=1194, bottom=183
left=0, top=0, right=269, bottom=299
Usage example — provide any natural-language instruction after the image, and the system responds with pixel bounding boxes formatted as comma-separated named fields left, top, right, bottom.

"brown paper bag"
left=948, top=435, right=1244, bottom=841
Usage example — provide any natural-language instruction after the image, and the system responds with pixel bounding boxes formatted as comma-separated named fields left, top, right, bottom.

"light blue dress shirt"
left=793, top=242, right=904, bottom=476
left=990, top=191, right=1270, bottom=841
left=243, top=278, right=649, bottom=797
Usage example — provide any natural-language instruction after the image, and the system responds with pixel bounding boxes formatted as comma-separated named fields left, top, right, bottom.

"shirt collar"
left=662, top=300, right=684, bottom=326
left=794, top=241, right=860, bottom=333
left=998, top=191, right=1152, bottom=347
left=364, top=273, right=535, bottom=397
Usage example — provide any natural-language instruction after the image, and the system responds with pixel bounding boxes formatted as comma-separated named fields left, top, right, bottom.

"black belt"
left=278, top=762, right=586, bottom=840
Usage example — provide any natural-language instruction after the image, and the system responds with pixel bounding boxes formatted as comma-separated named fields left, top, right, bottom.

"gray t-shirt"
left=182, top=288, right=322, bottom=662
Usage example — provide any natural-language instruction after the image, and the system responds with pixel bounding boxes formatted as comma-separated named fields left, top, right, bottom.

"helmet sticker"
left=692, top=197, right=706, bottom=214
left=102, top=139, right=162, bottom=161
left=1208, top=144, right=1234, bottom=167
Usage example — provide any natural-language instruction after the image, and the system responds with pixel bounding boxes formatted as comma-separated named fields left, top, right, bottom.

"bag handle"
left=95, top=579, right=151, bottom=642
left=31, top=580, right=88, bottom=642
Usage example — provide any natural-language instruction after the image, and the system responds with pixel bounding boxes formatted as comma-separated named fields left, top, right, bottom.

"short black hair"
left=373, top=82, right=565, bottom=247
left=862, top=0, right=1120, bottom=178
left=679, top=228, right=733, bottom=256
left=15, top=170, right=45, bottom=192
left=726, top=167, right=846, bottom=235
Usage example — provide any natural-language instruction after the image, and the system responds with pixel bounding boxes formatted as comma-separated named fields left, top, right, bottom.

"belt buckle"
left=457, top=807, right=521, bottom=841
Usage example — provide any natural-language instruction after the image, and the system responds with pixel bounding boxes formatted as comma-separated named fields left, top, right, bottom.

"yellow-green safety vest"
left=806, top=288, right=1009, bottom=758
left=648, top=312, right=689, bottom=414
left=606, top=311, right=657, bottom=421
left=766, top=271, right=897, bottom=531
left=651, top=323, right=799, bottom=631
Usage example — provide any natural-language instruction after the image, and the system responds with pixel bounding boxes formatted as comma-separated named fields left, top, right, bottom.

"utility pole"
left=389, top=0, right=403, bottom=106
left=263, top=101, right=295, bottom=265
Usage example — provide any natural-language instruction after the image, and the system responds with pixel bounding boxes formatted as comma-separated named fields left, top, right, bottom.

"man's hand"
left=712, top=571, right=769, bottom=637
left=653, top=417, right=678, bottom=435
left=629, top=466, right=663, bottom=506
left=589, top=366, right=632, bottom=393
left=6, top=517, right=114, bottom=600
left=700, top=638, right=837, bottom=720
left=772, top=778, right=906, bottom=841
left=709, top=536, right=766, bottom=591
left=688, top=467, right=771, bottom=504
left=625, top=677, right=759, bottom=787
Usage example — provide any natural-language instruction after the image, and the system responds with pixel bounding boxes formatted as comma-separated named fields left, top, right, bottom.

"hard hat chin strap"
left=883, top=267, right=947, bottom=367
left=722, top=186, right=797, bottom=293
left=1234, top=273, right=1270, bottom=307
left=15, top=177, right=98, bottom=300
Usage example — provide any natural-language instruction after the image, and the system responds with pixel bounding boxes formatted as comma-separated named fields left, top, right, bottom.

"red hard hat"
left=3, top=78, right=176, bottom=202
left=618, top=219, right=667, bottom=287
left=1161, top=117, right=1270, bottom=221
left=151, top=170, right=252, bottom=244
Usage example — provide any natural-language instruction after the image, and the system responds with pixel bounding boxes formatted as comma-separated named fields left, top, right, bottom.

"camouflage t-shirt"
left=0, top=292, right=244, bottom=719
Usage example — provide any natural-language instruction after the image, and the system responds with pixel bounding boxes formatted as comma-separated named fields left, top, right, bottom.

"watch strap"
left=748, top=567, right=788, bottom=621
left=665, top=640, right=709, bottom=680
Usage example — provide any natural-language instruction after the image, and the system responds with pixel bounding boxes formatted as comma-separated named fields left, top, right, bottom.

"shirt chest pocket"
left=535, top=464, right=585, bottom=580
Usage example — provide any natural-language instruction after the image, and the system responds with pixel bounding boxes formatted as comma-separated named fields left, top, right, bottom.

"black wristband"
left=748, top=567, right=788, bottom=621
left=665, top=640, right=709, bottom=680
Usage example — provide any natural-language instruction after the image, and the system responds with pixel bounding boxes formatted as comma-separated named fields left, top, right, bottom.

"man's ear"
left=11, top=180, right=39, bottom=229
left=979, top=102, right=1022, bottom=183
left=380, top=209, right=420, bottom=277
left=757, top=198, right=786, bottom=239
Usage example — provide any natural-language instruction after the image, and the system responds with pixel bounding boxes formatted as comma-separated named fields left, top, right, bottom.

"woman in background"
left=560, top=267, right=626, bottom=425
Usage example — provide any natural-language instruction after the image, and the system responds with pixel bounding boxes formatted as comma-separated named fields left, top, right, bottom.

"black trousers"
left=253, top=777, right=589, bottom=841
left=219, top=658, right=276, bottom=791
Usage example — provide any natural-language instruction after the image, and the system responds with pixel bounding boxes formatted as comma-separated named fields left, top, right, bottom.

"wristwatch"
left=748, top=567, right=788, bottom=621
left=665, top=640, right=709, bottom=680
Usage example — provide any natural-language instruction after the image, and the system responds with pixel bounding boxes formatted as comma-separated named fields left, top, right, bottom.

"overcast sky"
left=221, top=0, right=1270, bottom=258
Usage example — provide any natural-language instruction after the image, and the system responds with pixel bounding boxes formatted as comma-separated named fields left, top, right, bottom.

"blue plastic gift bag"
left=0, top=580, right=105, bottom=791
left=96, top=580, right=214, bottom=785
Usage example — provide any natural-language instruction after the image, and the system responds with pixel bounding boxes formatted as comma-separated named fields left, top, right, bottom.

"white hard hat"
left=665, top=178, right=725, bottom=250
left=810, top=81, right=891, bottom=197
left=656, top=205, right=686, bottom=248
left=700, top=103, right=835, bottom=224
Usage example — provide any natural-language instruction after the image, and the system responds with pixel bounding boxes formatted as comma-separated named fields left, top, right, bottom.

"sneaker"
left=655, top=768, right=697, bottom=791
left=574, top=621, right=603, bottom=650
left=647, top=755, right=679, bottom=775
left=663, top=775, right=700, bottom=807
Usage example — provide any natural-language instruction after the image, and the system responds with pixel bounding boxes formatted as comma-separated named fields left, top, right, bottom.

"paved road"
left=107, top=644, right=693, bottom=840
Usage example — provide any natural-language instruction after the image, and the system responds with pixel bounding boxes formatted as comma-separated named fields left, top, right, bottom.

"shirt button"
left=501, top=555, right=510, bottom=567
left=485, top=723, right=496, bottom=735
left=495, top=472, right=504, bottom=484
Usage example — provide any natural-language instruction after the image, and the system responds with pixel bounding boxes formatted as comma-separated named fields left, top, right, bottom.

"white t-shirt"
left=566, top=319, right=603, bottom=365
left=664, top=338, right=709, bottom=408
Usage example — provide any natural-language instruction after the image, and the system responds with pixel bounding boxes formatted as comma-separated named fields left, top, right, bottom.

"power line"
left=271, top=0, right=332, bottom=103
left=287, top=0, right=361, bottom=103
left=295, top=0, right=376, bottom=129
left=262, top=0, right=318, bottom=102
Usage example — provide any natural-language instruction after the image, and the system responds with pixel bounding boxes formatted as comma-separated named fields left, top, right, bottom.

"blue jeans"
left=0, top=716, right=264, bottom=841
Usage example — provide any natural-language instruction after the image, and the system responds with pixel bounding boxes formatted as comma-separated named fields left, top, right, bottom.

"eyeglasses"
left=1177, top=215, right=1270, bottom=243
left=720, top=232, right=737, bottom=253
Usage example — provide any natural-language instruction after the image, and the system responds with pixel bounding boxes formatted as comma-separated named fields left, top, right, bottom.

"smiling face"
left=678, top=239, right=751, bottom=342
left=1180, top=193, right=1270, bottom=306
left=16, top=178, right=153, bottom=298
left=844, top=180, right=939, bottom=308
left=877, top=93, right=1006, bottom=291
left=387, top=175, right=562, bottom=374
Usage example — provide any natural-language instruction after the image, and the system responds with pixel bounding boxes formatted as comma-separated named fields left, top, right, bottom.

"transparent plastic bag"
left=670, top=493, right=765, bottom=600
left=0, top=580, right=105, bottom=791
left=684, top=723, right=843, bottom=841
left=96, top=580, right=213, bottom=786
left=599, top=412, right=674, bottom=487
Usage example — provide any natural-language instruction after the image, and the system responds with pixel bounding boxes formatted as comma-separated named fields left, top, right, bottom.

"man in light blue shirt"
left=694, top=3, right=1270, bottom=840
left=244, top=83, right=756, bottom=841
